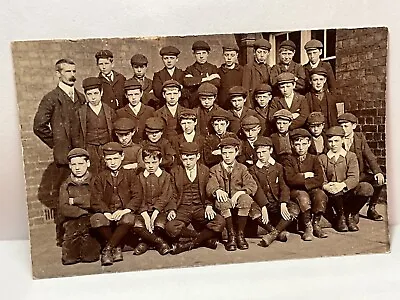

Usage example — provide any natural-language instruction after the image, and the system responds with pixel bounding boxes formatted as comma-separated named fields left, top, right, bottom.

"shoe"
left=171, top=241, right=193, bottom=255
left=258, top=230, right=279, bottom=247
left=336, top=215, right=348, bottom=232
left=236, top=231, right=249, bottom=250
left=203, top=238, right=218, bottom=250
left=353, top=213, right=360, bottom=224
left=112, top=247, right=123, bottom=262
left=347, top=215, right=359, bottom=232
left=132, top=242, right=149, bottom=255
left=62, top=258, right=80, bottom=265
left=154, top=238, right=171, bottom=255
left=302, top=222, right=313, bottom=241
left=313, top=215, right=328, bottom=239
left=277, top=231, right=288, bottom=242
left=367, top=206, right=383, bottom=221
left=101, top=246, right=113, bottom=266
left=225, top=217, right=237, bottom=251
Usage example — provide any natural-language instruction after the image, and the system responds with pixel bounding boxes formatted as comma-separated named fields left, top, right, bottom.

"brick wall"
left=12, top=34, right=236, bottom=227
left=335, top=27, right=388, bottom=171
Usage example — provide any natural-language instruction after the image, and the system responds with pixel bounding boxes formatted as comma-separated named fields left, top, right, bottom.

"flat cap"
left=209, top=109, right=231, bottom=122
left=228, top=86, right=247, bottom=98
left=162, top=79, right=182, bottom=90
left=254, top=83, right=272, bottom=95
left=219, top=137, right=240, bottom=148
left=142, top=143, right=161, bottom=153
left=337, top=113, right=358, bottom=124
left=130, top=54, right=148, bottom=66
left=124, top=78, right=142, bottom=91
left=179, top=108, right=197, bottom=119
left=179, top=142, right=200, bottom=155
left=277, top=72, right=296, bottom=84
left=241, top=115, right=261, bottom=130
left=114, top=117, right=136, bottom=134
left=279, top=40, right=296, bottom=52
left=145, top=117, right=164, bottom=132
left=325, top=126, right=345, bottom=137
left=254, top=38, right=272, bottom=50
left=198, top=82, right=218, bottom=96
left=310, top=66, right=328, bottom=77
left=222, top=42, right=239, bottom=52
left=95, top=49, right=113, bottom=60
left=82, top=77, right=102, bottom=91
left=192, top=40, right=210, bottom=51
left=307, top=112, right=325, bottom=125
left=159, top=46, right=180, bottom=56
left=102, top=142, right=123, bottom=155
left=254, top=136, right=273, bottom=148
left=304, top=39, right=323, bottom=50
left=67, top=148, right=90, bottom=161
left=290, top=128, right=312, bottom=140
left=273, top=109, right=293, bottom=121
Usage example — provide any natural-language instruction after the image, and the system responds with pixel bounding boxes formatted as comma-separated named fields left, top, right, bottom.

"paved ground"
left=30, top=204, right=390, bottom=279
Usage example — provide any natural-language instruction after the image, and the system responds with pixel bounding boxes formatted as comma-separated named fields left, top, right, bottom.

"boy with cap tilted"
left=269, top=109, right=293, bottom=163
left=184, top=40, right=221, bottom=108
left=90, top=142, right=142, bottom=266
left=129, top=54, right=156, bottom=108
left=95, top=50, right=127, bottom=110
left=270, top=40, right=306, bottom=95
left=217, top=43, right=243, bottom=109
left=337, top=113, right=386, bottom=221
left=165, top=142, right=225, bottom=254
left=116, top=79, right=155, bottom=144
left=248, top=137, right=300, bottom=247
left=253, top=83, right=273, bottom=136
left=283, top=129, right=328, bottom=240
left=237, top=116, right=263, bottom=167
left=307, top=112, right=329, bottom=155
left=206, top=137, right=257, bottom=251
left=59, top=148, right=100, bottom=265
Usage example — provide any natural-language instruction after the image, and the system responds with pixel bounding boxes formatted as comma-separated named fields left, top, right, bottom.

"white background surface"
left=0, top=0, right=399, bottom=298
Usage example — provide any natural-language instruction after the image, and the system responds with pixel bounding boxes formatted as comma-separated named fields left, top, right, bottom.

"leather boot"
left=336, top=214, right=348, bottom=232
left=132, top=242, right=149, bottom=255
left=258, top=229, right=279, bottom=247
left=347, top=214, right=359, bottom=232
left=255, top=217, right=276, bottom=233
left=101, top=245, right=113, bottom=266
left=203, top=238, right=218, bottom=249
left=302, top=211, right=313, bottom=241
left=171, top=240, right=194, bottom=255
left=113, top=246, right=123, bottom=262
left=225, top=217, right=237, bottom=251
left=277, top=231, right=289, bottom=242
left=236, top=216, right=249, bottom=250
left=367, top=205, right=383, bottom=221
left=134, top=228, right=171, bottom=255
left=313, top=214, right=328, bottom=238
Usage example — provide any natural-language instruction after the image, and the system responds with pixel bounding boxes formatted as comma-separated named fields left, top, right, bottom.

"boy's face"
left=243, top=126, right=261, bottom=141
left=231, top=96, right=246, bottom=111
left=309, top=123, right=325, bottom=137
left=199, top=95, right=216, bottom=110
left=146, top=130, right=163, bottom=143
left=180, top=119, right=197, bottom=134
left=104, top=153, right=124, bottom=171
left=69, top=156, right=90, bottom=178
left=255, top=92, right=272, bottom=108
left=307, top=49, right=322, bottom=64
left=194, top=50, right=209, bottom=64
left=223, top=50, right=238, bottom=67
left=254, top=48, right=269, bottom=63
left=221, top=146, right=238, bottom=165
left=327, top=136, right=343, bottom=153
left=85, top=87, right=103, bottom=106
left=279, top=82, right=295, bottom=98
left=143, top=156, right=161, bottom=174
left=57, top=63, right=76, bottom=86
left=256, top=146, right=273, bottom=164
left=340, top=122, right=357, bottom=137
left=310, top=74, right=327, bottom=92
left=97, top=58, right=114, bottom=75
left=293, top=138, right=311, bottom=156
left=279, top=49, right=295, bottom=65
left=162, top=55, right=178, bottom=69
left=116, top=131, right=135, bottom=147
left=212, top=119, right=229, bottom=136
left=276, top=119, right=291, bottom=134
left=133, top=64, right=147, bottom=78
left=126, top=88, right=143, bottom=107
left=181, top=153, right=200, bottom=171
left=163, top=87, right=181, bottom=106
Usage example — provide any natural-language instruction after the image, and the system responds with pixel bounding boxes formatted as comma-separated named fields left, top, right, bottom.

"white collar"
left=58, top=81, right=74, bottom=97
left=102, top=71, right=114, bottom=81
left=247, top=139, right=256, bottom=148
left=222, top=161, right=235, bottom=171
left=167, top=104, right=178, bottom=116
left=233, top=108, right=244, bottom=117
left=344, top=132, right=354, bottom=140
left=88, top=102, right=102, bottom=114
left=184, top=131, right=196, bottom=142
left=129, top=102, right=142, bottom=114
left=256, top=157, right=276, bottom=168
left=185, top=164, right=197, bottom=181
left=327, top=148, right=347, bottom=159
left=310, top=60, right=321, bottom=69
left=143, top=168, right=163, bottom=178
left=285, top=92, right=294, bottom=101
left=167, top=67, right=175, bottom=77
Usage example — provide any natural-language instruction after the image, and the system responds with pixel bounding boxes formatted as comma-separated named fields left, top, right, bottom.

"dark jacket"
left=305, top=90, right=339, bottom=128
left=128, top=76, right=155, bottom=108
left=270, top=132, right=292, bottom=163
left=152, top=67, right=185, bottom=101
left=309, top=134, right=329, bottom=155
left=154, top=104, right=185, bottom=142
left=242, top=60, right=271, bottom=107
left=171, top=132, right=205, bottom=164
left=237, top=139, right=257, bottom=167
left=218, top=64, right=244, bottom=109
left=203, top=132, right=237, bottom=167
left=303, top=60, right=337, bottom=94
left=195, top=104, right=226, bottom=136
left=228, top=106, right=260, bottom=136
left=98, top=71, right=126, bottom=110
left=254, top=106, right=271, bottom=136
left=350, top=132, right=383, bottom=176
left=270, top=61, right=306, bottom=95
left=140, top=138, right=176, bottom=170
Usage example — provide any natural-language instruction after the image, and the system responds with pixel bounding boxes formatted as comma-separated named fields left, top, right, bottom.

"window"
left=311, top=29, right=337, bottom=72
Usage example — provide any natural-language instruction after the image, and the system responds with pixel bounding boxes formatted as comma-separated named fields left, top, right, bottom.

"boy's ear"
left=121, top=153, right=125, bottom=161
left=292, top=82, right=296, bottom=89
left=352, top=123, right=357, bottom=130
left=87, top=160, right=91, bottom=168
left=159, top=157, right=163, bottom=164
left=196, top=153, right=201, bottom=160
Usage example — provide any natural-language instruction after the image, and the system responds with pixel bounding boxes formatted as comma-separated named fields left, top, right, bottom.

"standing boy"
left=307, top=112, right=329, bottom=155
left=237, top=116, right=262, bottom=167
left=129, top=54, right=155, bottom=107
left=253, top=83, right=273, bottom=136
left=269, top=109, right=293, bottom=163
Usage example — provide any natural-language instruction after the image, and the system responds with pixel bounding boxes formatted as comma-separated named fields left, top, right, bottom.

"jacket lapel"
left=79, top=105, right=87, bottom=145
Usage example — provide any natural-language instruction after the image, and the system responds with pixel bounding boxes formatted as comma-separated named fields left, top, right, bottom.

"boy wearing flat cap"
left=218, top=43, right=243, bottom=109
left=129, top=54, right=155, bottom=108
left=303, top=39, right=337, bottom=94
left=242, top=38, right=272, bottom=106
left=307, top=112, right=329, bottom=155
left=248, top=137, right=300, bottom=247
left=184, top=40, right=221, bottom=108
left=59, top=148, right=100, bottom=265
left=90, top=142, right=142, bottom=266
left=319, top=126, right=361, bottom=232
left=268, top=72, right=310, bottom=130
left=237, top=115, right=263, bottom=167
left=337, top=113, right=386, bottom=221
left=253, top=83, right=273, bottom=136
left=95, top=50, right=127, bottom=110
left=207, top=137, right=257, bottom=251
left=270, top=40, right=306, bottom=95
left=116, top=79, right=155, bottom=144
left=283, top=129, right=328, bottom=240
left=165, top=142, right=225, bottom=254
left=269, top=109, right=293, bottom=163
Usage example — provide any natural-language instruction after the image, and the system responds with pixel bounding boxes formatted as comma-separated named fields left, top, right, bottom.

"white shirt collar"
left=167, top=67, right=175, bottom=77
left=344, top=132, right=354, bottom=141
left=143, top=167, right=163, bottom=178
left=222, top=161, right=235, bottom=171
left=129, top=102, right=142, bottom=115
left=185, top=164, right=197, bottom=182
left=184, top=131, right=196, bottom=142
left=327, top=148, right=347, bottom=159
left=310, top=60, right=321, bottom=69
left=167, top=104, right=178, bottom=116
left=256, top=157, right=276, bottom=169
left=285, top=92, right=295, bottom=107
left=88, top=102, right=102, bottom=115
left=58, top=81, right=75, bottom=101
left=102, top=71, right=114, bottom=81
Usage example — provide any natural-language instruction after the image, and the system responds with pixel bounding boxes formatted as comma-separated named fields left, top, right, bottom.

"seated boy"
left=59, top=148, right=100, bottom=265
left=218, top=43, right=243, bottom=109
left=283, top=129, right=328, bottom=240
left=95, top=50, right=126, bottom=110
left=268, top=72, right=310, bottom=131
left=248, top=137, right=300, bottom=247
left=307, top=112, right=329, bottom=155
left=253, top=83, right=273, bottom=136
left=165, top=142, right=226, bottom=254
left=237, top=116, right=262, bottom=167
left=206, top=137, right=257, bottom=251
left=129, top=54, right=155, bottom=108
left=270, top=109, right=293, bottom=163
left=90, top=142, right=142, bottom=266
left=132, top=145, right=173, bottom=255
left=337, top=113, right=386, bottom=221
left=116, top=79, right=155, bottom=144
left=319, top=126, right=361, bottom=232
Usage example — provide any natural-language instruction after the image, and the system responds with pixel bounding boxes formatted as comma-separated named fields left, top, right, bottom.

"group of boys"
left=33, top=37, right=386, bottom=267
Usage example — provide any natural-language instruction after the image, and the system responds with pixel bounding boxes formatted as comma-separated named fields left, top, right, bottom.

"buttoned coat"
left=308, top=134, right=329, bottom=155
left=98, top=71, right=126, bottom=110
left=218, top=64, right=244, bottom=109
left=154, top=104, right=185, bottom=142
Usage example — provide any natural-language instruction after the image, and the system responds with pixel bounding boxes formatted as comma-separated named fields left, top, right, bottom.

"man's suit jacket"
left=98, top=71, right=126, bottom=110
left=350, top=132, right=383, bottom=176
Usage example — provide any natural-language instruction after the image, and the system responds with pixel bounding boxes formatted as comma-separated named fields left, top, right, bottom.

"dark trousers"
left=328, top=190, right=370, bottom=216
left=55, top=164, right=71, bottom=246
left=86, top=144, right=105, bottom=176
left=360, top=173, right=385, bottom=206
left=290, top=188, right=328, bottom=214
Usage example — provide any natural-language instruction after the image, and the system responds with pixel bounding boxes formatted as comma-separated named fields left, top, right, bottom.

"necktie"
left=68, top=90, right=74, bottom=101
left=226, top=165, right=233, bottom=174
left=106, top=73, right=112, bottom=82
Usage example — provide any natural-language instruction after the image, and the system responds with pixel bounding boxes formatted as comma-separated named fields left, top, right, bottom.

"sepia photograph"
left=12, top=26, right=389, bottom=279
